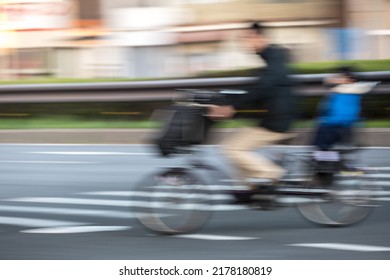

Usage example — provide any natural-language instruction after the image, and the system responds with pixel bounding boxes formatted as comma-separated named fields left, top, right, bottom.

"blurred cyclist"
left=208, top=21, right=296, bottom=188
left=312, top=66, right=375, bottom=150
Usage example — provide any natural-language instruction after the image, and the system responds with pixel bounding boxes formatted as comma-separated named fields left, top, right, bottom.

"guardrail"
left=0, top=71, right=389, bottom=104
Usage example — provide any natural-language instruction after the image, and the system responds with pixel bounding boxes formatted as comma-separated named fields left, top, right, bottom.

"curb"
left=0, top=128, right=389, bottom=146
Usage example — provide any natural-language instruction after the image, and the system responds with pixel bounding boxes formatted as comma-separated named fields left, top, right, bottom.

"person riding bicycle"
left=208, top=22, right=296, bottom=188
left=312, top=66, right=375, bottom=151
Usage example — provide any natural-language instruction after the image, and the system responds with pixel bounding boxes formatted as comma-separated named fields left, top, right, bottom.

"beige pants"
left=222, top=127, right=293, bottom=182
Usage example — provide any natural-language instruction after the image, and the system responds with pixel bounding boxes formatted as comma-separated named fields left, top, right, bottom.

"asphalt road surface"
left=0, top=144, right=389, bottom=260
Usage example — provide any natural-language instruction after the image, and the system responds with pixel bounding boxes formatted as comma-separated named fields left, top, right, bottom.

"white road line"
left=79, top=191, right=232, bottom=201
left=358, top=180, right=390, bottom=187
left=0, top=205, right=136, bottom=219
left=1, top=143, right=389, bottom=150
left=364, top=174, right=390, bottom=179
left=21, top=226, right=131, bottom=234
left=276, top=197, right=328, bottom=204
left=0, top=161, right=99, bottom=164
left=357, top=147, right=390, bottom=150
left=209, top=205, right=249, bottom=211
left=172, top=234, right=258, bottom=241
left=0, top=216, right=84, bottom=228
left=4, top=197, right=248, bottom=211
left=366, top=181, right=390, bottom=187
left=372, top=197, right=390, bottom=202
left=26, top=151, right=154, bottom=156
left=289, top=243, right=390, bottom=252
left=5, top=197, right=132, bottom=207
left=82, top=188, right=387, bottom=198
left=0, top=144, right=150, bottom=147
left=369, top=190, right=390, bottom=196
left=80, top=191, right=150, bottom=196
left=361, top=167, right=390, bottom=171
left=270, top=145, right=390, bottom=149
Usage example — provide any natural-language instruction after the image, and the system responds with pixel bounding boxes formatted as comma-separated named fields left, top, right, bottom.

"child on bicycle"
left=312, top=66, right=375, bottom=150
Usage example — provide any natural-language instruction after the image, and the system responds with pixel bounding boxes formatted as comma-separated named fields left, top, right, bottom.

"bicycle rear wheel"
left=132, top=168, right=212, bottom=234
left=297, top=170, right=375, bottom=226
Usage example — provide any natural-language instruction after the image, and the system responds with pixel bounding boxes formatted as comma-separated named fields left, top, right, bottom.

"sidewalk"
left=0, top=128, right=389, bottom=146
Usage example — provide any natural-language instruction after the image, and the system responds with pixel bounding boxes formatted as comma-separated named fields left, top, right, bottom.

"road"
left=0, top=144, right=389, bottom=260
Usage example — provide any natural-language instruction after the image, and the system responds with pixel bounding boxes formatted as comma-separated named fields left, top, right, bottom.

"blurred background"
left=0, top=0, right=389, bottom=80
left=0, top=0, right=389, bottom=133
left=0, top=1, right=390, bottom=261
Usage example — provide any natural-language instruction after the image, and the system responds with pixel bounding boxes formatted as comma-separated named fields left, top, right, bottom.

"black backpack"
left=152, top=105, right=211, bottom=156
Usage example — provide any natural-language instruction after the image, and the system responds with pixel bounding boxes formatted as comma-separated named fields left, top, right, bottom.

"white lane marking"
left=26, top=151, right=154, bottom=156
left=21, top=226, right=131, bottom=234
left=289, top=243, right=390, bottom=252
left=0, top=205, right=136, bottom=219
left=363, top=181, right=390, bottom=187
left=276, top=197, right=327, bottom=204
left=0, top=216, right=84, bottom=228
left=2, top=144, right=389, bottom=154
left=80, top=191, right=149, bottom=196
left=5, top=197, right=249, bottom=211
left=269, top=145, right=390, bottom=149
left=79, top=191, right=232, bottom=201
left=373, top=181, right=390, bottom=187
left=172, top=234, right=258, bottom=241
left=368, top=190, right=390, bottom=196
left=113, top=186, right=380, bottom=198
left=364, top=174, right=390, bottom=179
left=357, top=147, right=390, bottom=150
left=372, top=197, right=390, bottom=202
left=0, top=161, right=99, bottom=164
left=209, top=205, right=249, bottom=211
left=6, top=197, right=132, bottom=207
left=0, top=144, right=150, bottom=147
left=361, top=167, right=390, bottom=171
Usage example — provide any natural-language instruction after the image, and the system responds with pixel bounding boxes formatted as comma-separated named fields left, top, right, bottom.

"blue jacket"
left=318, top=83, right=374, bottom=126
left=318, top=93, right=361, bottom=126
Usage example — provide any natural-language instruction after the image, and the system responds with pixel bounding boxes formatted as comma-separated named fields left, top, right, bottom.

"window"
left=1, top=48, right=51, bottom=78
left=76, top=0, right=101, bottom=20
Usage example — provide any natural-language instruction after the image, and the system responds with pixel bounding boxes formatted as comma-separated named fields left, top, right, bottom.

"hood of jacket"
left=331, top=82, right=378, bottom=94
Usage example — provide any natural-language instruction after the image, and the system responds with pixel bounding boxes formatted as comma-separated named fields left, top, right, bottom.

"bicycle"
left=131, top=89, right=380, bottom=235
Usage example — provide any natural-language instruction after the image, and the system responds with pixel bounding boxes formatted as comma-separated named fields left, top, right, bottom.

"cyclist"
left=208, top=21, right=297, bottom=189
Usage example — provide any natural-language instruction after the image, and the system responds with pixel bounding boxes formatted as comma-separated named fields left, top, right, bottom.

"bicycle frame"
left=132, top=88, right=380, bottom=234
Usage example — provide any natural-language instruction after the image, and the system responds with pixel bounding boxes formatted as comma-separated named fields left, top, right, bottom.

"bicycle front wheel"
left=131, top=168, right=212, bottom=235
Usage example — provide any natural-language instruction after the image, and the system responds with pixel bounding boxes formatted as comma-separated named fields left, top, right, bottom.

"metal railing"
left=0, top=71, right=389, bottom=104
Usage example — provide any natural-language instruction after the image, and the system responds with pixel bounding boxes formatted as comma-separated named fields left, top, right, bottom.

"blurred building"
left=0, top=0, right=188, bottom=79
left=171, top=0, right=390, bottom=73
left=344, top=0, right=390, bottom=59
left=0, top=0, right=74, bottom=79
left=101, top=0, right=189, bottom=78
left=171, top=0, right=340, bottom=73
left=0, top=0, right=389, bottom=79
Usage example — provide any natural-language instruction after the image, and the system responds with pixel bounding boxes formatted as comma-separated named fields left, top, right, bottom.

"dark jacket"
left=231, top=44, right=296, bottom=133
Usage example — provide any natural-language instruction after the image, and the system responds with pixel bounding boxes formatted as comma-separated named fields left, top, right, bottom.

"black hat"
left=334, top=65, right=358, bottom=81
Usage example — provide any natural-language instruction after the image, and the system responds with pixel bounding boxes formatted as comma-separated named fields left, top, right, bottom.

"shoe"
left=244, top=177, right=277, bottom=193
left=230, top=190, right=255, bottom=204
left=230, top=178, right=275, bottom=204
